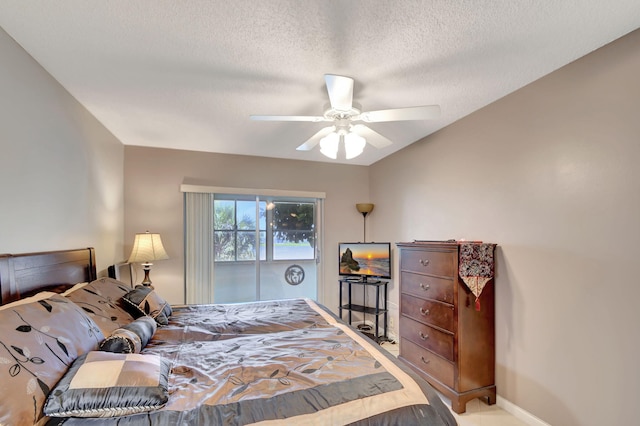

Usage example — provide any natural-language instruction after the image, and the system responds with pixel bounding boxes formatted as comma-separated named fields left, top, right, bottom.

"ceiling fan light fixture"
left=251, top=74, right=440, bottom=159
left=344, top=132, right=366, bottom=159
left=319, top=132, right=339, bottom=159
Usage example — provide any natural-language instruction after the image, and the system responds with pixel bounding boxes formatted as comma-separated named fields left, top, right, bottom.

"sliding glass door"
left=184, top=188, right=323, bottom=304
left=212, top=195, right=319, bottom=303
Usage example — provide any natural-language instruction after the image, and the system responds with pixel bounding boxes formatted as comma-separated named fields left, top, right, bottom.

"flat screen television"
left=339, top=242, right=391, bottom=281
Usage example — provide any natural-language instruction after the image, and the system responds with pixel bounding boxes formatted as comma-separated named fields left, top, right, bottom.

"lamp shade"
left=319, top=132, right=340, bottom=159
left=319, top=130, right=367, bottom=160
left=344, top=132, right=366, bottom=159
left=128, top=232, right=169, bottom=263
left=356, top=203, right=374, bottom=215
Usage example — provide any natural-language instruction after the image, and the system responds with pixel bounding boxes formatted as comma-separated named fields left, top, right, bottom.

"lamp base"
left=141, top=262, right=153, bottom=288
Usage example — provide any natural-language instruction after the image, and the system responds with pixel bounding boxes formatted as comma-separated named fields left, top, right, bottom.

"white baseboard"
left=497, top=396, right=551, bottom=426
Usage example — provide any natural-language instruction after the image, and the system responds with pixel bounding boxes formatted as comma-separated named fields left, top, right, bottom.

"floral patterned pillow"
left=0, top=294, right=104, bottom=426
left=64, top=278, right=137, bottom=336
left=0, top=291, right=56, bottom=310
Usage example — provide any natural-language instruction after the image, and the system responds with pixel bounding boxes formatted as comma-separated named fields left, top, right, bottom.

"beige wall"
left=123, top=146, right=370, bottom=307
left=370, top=29, right=640, bottom=426
left=0, top=28, right=124, bottom=273
left=4, top=16, right=639, bottom=425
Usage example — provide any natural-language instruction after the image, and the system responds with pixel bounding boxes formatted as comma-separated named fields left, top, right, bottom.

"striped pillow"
left=99, top=316, right=157, bottom=353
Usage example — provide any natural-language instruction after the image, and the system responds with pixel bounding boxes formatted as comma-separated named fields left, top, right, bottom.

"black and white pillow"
left=122, top=286, right=172, bottom=326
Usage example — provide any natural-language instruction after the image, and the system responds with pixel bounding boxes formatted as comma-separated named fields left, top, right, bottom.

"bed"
left=0, top=248, right=457, bottom=425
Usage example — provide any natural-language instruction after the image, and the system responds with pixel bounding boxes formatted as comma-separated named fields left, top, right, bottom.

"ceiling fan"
left=250, top=74, right=441, bottom=160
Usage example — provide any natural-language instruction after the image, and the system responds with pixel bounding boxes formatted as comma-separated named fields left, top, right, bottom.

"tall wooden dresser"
left=396, top=241, right=496, bottom=414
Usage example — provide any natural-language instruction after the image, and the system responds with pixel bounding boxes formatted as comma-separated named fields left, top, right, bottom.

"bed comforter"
left=48, top=297, right=456, bottom=425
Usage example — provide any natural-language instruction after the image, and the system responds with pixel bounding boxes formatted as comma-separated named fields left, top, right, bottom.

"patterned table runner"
left=458, top=243, right=496, bottom=310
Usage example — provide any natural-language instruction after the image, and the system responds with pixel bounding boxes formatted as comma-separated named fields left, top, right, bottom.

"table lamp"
left=127, top=231, right=169, bottom=287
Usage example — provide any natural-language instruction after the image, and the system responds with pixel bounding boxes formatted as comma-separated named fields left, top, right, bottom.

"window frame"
left=213, top=195, right=316, bottom=263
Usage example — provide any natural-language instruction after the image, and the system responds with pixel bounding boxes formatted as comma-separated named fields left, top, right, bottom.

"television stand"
left=345, top=277, right=370, bottom=282
left=338, top=278, right=389, bottom=344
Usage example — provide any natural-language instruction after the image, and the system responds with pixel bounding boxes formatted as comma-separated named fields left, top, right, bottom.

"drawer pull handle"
left=419, top=307, right=430, bottom=316
left=421, top=356, right=430, bottom=364
left=419, top=283, right=430, bottom=291
left=419, top=259, right=430, bottom=266
left=419, top=332, right=429, bottom=340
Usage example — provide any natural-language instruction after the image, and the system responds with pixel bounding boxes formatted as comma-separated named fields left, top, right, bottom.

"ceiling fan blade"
left=359, top=105, right=441, bottom=122
left=250, top=115, right=325, bottom=122
left=296, top=126, right=335, bottom=151
left=324, top=74, right=354, bottom=111
left=351, top=124, right=393, bottom=149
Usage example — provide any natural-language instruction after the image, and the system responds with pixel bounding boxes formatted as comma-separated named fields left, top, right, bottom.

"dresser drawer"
left=401, top=293, right=454, bottom=332
left=400, top=338, right=454, bottom=388
left=400, top=315, right=454, bottom=361
left=400, top=248, right=455, bottom=277
left=401, top=271, right=454, bottom=304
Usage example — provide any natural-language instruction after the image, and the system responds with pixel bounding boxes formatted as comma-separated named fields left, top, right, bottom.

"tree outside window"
left=213, top=199, right=314, bottom=262
left=272, top=202, right=315, bottom=260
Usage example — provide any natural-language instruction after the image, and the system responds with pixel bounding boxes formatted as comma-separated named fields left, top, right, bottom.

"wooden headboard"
left=0, top=248, right=96, bottom=305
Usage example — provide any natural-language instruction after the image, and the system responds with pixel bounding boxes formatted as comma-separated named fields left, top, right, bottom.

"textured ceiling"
left=1, top=1, right=638, bottom=165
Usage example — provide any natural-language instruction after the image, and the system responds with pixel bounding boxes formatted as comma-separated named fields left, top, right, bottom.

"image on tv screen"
left=339, top=242, right=391, bottom=278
